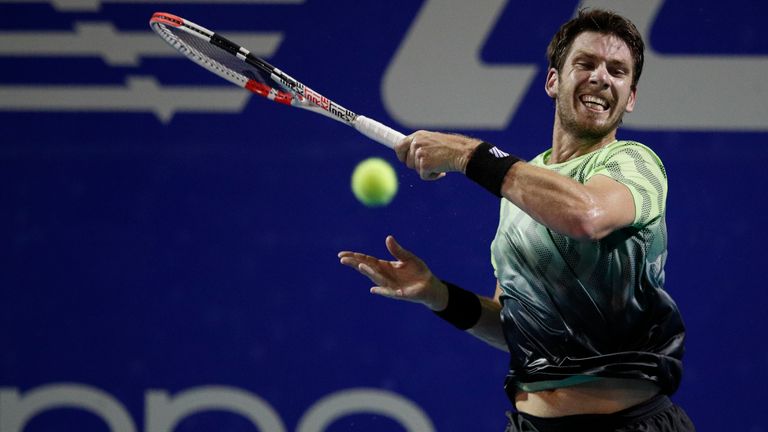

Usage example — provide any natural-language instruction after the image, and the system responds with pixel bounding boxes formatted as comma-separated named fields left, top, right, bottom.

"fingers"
left=338, top=252, right=374, bottom=274
left=396, top=131, right=428, bottom=172
left=415, top=149, right=446, bottom=180
left=385, top=235, right=415, bottom=263
left=396, top=131, right=448, bottom=180
left=337, top=251, right=379, bottom=272
left=339, top=249, right=397, bottom=294
left=339, top=254, right=389, bottom=286
left=338, top=250, right=379, bottom=263
left=370, top=285, right=405, bottom=299
left=338, top=239, right=428, bottom=303
left=394, top=133, right=414, bottom=165
left=339, top=236, right=418, bottom=267
left=420, top=169, right=446, bottom=181
left=338, top=255, right=404, bottom=298
left=357, top=262, right=388, bottom=287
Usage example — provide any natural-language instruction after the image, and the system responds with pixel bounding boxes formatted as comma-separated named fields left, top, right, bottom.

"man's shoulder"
left=602, top=140, right=665, bottom=168
left=607, top=139, right=659, bottom=156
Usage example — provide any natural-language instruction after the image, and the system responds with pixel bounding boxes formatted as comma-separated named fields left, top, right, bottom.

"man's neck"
left=548, top=124, right=618, bottom=164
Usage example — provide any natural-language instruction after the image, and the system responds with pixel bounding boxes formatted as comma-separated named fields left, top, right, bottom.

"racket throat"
left=245, top=80, right=293, bottom=105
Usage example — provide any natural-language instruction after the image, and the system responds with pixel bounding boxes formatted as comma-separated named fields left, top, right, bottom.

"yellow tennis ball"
left=351, top=157, right=399, bottom=207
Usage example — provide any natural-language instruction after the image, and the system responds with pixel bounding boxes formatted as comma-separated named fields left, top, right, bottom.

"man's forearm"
left=501, top=162, right=599, bottom=240
left=467, top=296, right=508, bottom=352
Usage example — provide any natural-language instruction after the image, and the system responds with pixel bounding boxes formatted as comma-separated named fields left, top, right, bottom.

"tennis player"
left=339, top=9, right=693, bottom=431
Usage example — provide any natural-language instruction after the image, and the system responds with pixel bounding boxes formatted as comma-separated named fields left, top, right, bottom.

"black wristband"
left=433, top=281, right=482, bottom=330
left=465, top=142, right=522, bottom=197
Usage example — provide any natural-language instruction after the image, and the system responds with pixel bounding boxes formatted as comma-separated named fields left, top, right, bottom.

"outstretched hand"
left=338, top=235, right=448, bottom=311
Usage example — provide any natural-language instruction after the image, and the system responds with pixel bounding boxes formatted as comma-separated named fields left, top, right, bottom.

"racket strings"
left=158, top=23, right=273, bottom=89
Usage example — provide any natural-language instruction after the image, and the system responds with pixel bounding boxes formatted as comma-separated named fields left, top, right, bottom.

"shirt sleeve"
left=589, top=142, right=667, bottom=226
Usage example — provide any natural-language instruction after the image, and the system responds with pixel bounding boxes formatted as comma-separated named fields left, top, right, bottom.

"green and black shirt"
left=491, top=140, right=685, bottom=394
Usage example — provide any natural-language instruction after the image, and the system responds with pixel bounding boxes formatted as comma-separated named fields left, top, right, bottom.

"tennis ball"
left=351, top=157, right=399, bottom=207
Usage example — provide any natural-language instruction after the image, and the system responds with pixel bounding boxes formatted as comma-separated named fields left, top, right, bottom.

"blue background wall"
left=2, top=0, right=767, bottom=431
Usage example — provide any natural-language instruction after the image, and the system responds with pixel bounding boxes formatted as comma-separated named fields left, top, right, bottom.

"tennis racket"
left=149, top=12, right=404, bottom=149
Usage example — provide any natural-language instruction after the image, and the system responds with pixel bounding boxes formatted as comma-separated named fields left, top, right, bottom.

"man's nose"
left=589, top=65, right=610, bottom=89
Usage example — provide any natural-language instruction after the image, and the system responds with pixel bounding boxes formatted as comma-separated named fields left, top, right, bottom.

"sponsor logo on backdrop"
left=382, top=0, right=768, bottom=131
left=383, top=0, right=768, bottom=131
left=0, top=384, right=435, bottom=432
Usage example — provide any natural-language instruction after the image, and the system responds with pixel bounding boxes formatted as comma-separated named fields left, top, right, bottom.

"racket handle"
left=353, top=116, right=405, bottom=149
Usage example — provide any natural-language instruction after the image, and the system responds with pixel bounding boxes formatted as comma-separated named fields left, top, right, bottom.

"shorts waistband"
left=515, top=395, right=672, bottom=431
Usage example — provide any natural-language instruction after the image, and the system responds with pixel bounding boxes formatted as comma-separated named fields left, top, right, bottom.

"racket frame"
left=150, top=12, right=359, bottom=125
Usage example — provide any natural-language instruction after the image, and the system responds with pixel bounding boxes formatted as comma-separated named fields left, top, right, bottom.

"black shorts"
left=504, top=395, right=695, bottom=432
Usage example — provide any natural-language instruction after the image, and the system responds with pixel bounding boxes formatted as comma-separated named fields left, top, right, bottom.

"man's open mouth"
left=580, top=95, right=610, bottom=112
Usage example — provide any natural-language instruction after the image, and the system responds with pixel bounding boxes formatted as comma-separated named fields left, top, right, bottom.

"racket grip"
left=353, top=116, right=405, bottom=149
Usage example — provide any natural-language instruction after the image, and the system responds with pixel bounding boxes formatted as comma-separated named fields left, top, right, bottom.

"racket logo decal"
left=329, top=103, right=356, bottom=122
left=283, top=79, right=354, bottom=121
left=303, top=87, right=330, bottom=110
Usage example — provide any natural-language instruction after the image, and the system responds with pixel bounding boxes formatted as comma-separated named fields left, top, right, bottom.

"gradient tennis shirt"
left=490, top=140, right=685, bottom=395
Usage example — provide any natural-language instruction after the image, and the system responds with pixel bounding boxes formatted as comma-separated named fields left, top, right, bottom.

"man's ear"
left=625, top=86, right=637, bottom=113
left=545, top=68, right=559, bottom=99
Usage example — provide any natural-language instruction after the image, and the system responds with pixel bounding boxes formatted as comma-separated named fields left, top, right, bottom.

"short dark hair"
left=546, top=9, right=645, bottom=89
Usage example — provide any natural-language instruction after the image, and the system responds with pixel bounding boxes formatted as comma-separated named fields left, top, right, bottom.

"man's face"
left=545, top=31, right=637, bottom=141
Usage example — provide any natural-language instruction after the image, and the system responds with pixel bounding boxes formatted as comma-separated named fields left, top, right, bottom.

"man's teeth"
left=581, top=95, right=608, bottom=110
